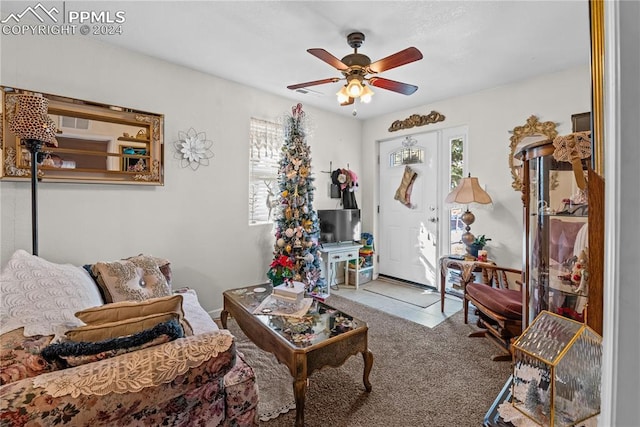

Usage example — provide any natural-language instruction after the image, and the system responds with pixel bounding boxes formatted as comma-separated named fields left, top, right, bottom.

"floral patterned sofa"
left=0, top=250, right=258, bottom=426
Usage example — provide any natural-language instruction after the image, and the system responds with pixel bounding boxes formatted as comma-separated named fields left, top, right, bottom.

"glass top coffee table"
left=221, top=283, right=373, bottom=427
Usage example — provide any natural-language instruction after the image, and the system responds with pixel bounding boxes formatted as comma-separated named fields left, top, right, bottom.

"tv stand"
left=319, top=242, right=363, bottom=295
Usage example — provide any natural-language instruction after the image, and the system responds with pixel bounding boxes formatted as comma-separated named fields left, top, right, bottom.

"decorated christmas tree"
left=267, top=104, right=326, bottom=294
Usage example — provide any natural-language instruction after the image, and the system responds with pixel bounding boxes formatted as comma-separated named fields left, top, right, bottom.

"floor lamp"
left=445, top=174, right=492, bottom=253
left=8, top=94, right=58, bottom=256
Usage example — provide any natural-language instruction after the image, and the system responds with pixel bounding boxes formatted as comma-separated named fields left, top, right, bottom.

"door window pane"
left=449, top=137, right=466, bottom=254
left=389, top=136, right=425, bottom=166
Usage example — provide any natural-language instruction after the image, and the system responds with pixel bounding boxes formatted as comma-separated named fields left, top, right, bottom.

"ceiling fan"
left=287, top=31, right=423, bottom=106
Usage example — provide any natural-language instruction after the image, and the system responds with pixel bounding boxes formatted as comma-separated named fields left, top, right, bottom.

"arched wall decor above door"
left=387, top=110, right=445, bottom=132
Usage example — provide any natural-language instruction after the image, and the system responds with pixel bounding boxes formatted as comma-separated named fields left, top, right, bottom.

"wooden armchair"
left=464, top=265, right=523, bottom=361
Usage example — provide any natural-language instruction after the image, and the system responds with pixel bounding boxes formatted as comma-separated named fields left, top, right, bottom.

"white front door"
left=378, top=132, right=442, bottom=287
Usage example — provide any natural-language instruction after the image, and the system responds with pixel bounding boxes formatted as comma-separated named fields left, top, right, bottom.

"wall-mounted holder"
left=322, top=161, right=342, bottom=199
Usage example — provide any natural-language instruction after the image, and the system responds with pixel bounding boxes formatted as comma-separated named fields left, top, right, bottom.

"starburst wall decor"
left=173, top=128, right=214, bottom=170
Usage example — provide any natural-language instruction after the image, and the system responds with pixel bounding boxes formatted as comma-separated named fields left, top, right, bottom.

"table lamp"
left=8, top=94, right=58, bottom=255
left=445, top=174, right=492, bottom=253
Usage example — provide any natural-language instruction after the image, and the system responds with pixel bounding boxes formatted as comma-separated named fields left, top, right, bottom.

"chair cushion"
left=466, top=283, right=522, bottom=320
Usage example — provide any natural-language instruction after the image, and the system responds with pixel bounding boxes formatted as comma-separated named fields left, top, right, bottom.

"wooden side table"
left=439, top=256, right=496, bottom=312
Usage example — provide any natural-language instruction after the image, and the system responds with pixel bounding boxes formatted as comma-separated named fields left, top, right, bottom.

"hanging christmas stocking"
left=394, top=165, right=418, bottom=207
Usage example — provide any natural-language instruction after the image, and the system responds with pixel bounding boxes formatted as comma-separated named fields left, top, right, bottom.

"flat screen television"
left=317, top=209, right=361, bottom=244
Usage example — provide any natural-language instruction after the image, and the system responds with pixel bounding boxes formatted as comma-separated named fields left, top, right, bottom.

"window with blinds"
left=249, top=118, right=283, bottom=225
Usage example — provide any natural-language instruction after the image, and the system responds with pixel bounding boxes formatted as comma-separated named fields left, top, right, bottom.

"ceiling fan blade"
left=368, top=77, right=418, bottom=95
left=368, top=47, right=423, bottom=73
left=307, top=48, right=348, bottom=71
left=287, top=77, right=340, bottom=90
left=340, top=97, right=354, bottom=106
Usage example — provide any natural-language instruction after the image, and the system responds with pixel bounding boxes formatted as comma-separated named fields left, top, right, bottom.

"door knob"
left=428, top=217, right=438, bottom=223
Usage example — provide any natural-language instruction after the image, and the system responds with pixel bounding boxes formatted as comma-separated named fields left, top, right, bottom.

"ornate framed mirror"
left=0, top=86, right=164, bottom=185
left=508, top=115, right=558, bottom=191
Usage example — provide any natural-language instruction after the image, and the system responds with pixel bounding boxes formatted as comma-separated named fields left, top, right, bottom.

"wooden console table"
left=439, top=256, right=496, bottom=312
left=318, top=242, right=363, bottom=294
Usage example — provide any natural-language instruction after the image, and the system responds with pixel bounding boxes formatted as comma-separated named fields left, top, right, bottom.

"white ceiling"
left=2, top=1, right=591, bottom=120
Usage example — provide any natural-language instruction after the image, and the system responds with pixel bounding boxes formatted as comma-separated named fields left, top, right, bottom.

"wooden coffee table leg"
left=293, top=377, right=307, bottom=427
left=220, top=310, right=229, bottom=329
left=362, top=349, right=373, bottom=392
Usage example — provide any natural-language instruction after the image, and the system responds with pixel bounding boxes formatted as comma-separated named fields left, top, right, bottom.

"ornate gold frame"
left=0, top=86, right=164, bottom=185
left=590, top=0, right=604, bottom=176
left=508, top=115, right=558, bottom=191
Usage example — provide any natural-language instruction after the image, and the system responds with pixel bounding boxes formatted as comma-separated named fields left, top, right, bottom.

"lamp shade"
left=336, top=86, right=350, bottom=104
left=360, top=85, right=374, bottom=103
left=346, top=79, right=363, bottom=97
left=9, top=94, right=58, bottom=146
left=445, top=175, right=492, bottom=205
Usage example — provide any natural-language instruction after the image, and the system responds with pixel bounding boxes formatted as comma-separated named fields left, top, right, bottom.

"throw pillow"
left=75, top=295, right=193, bottom=336
left=91, top=257, right=171, bottom=303
left=0, top=250, right=104, bottom=338
left=123, top=254, right=172, bottom=286
left=42, top=319, right=184, bottom=367
left=66, top=312, right=180, bottom=342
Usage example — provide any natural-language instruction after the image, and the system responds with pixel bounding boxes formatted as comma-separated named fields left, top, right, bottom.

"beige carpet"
left=227, top=294, right=511, bottom=426
left=362, top=280, right=440, bottom=308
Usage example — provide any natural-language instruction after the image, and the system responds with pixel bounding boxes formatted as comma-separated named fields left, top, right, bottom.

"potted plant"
left=469, top=235, right=491, bottom=258
left=267, top=255, right=295, bottom=286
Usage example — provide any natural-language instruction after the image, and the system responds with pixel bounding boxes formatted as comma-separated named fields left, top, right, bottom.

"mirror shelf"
left=1, top=86, right=164, bottom=185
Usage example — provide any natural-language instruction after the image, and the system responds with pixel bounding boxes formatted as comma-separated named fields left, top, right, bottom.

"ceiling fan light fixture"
left=346, top=79, right=363, bottom=98
left=290, top=32, right=423, bottom=108
left=336, top=86, right=350, bottom=104
left=360, top=84, right=374, bottom=103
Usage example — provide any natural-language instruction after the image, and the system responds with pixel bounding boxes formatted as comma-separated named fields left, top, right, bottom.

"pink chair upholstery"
left=463, top=265, right=523, bottom=361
